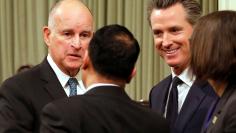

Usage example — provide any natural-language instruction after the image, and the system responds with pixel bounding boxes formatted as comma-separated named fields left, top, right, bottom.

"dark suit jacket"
left=0, top=58, right=67, bottom=133
left=149, top=75, right=218, bottom=133
left=206, top=81, right=236, bottom=133
left=40, top=86, right=169, bottom=133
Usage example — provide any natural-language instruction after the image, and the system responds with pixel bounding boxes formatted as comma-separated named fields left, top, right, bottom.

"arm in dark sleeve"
left=40, top=102, right=72, bottom=133
left=224, top=99, right=236, bottom=133
left=0, top=79, right=34, bottom=133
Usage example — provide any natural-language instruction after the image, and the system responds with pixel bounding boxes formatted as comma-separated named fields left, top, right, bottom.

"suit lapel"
left=39, top=58, right=67, bottom=99
left=176, top=80, right=214, bottom=132
left=159, top=76, right=172, bottom=113
left=152, top=75, right=172, bottom=114
left=44, top=81, right=67, bottom=99
left=207, top=83, right=236, bottom=131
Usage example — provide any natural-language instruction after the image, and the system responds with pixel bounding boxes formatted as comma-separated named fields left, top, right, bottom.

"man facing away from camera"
left=40, top=24, right=169, bottom=133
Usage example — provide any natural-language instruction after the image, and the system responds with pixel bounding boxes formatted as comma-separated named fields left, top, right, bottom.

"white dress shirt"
left=164, top=67, right=195, bottom=117
left=47, top=54, right=86, bottom=96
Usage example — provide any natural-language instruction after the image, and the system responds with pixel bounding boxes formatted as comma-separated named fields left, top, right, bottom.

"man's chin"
left=165, top=60, right=178, bottom=67
left=66, top=63, right=82, bottom=71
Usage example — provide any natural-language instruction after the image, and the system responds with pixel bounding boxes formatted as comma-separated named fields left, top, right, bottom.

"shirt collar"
left=47, top=54, right=79, bottom=88
left=171, top=67, right=195, bottom=87
left=86, top=83, right=119, bottom=92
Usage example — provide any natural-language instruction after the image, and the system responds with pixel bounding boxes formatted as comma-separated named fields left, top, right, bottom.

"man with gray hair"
left=0, top=0, right=93, bottom=132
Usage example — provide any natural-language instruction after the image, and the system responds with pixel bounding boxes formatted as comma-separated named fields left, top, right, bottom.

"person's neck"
left=84, top=72, right=126, bottom=89
left=172, top=61, right=190, bottom=76
left=172, top=66, right=186, bottom=76
left=208, top=79, right=228, bottom=97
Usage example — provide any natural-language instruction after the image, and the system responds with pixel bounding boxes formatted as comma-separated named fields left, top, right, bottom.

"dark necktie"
left=68, top=78, right=78, bottom=97
left=166, top=77, right=183, bottom=128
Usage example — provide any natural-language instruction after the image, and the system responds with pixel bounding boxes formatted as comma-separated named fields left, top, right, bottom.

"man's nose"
left=162, top=33, right=172, bottom=46
left=70, top=36, right=81, bottom=48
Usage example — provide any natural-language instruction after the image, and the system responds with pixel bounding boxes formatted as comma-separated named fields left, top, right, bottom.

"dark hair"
left=17, top=64, right=33, bottom=73
left=190, top=10, right=236, bottom=81
left=88, top=24, right=140, bottom=81
left=147, top=0, right=201, bottom=25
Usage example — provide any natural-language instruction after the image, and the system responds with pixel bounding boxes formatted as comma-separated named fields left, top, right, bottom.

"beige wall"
left=218, top=0, right=236, bottom=10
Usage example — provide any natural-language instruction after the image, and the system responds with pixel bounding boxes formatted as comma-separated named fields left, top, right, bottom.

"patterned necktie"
left=166, top=77, right=183, bottom=128
left=68, top=78, right=78, bottom=97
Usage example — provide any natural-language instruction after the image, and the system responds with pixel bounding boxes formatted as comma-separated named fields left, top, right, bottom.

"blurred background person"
left=16, top=64, right=33, bottom=74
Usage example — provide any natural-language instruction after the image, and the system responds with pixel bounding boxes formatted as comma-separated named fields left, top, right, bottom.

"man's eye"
left=80, top=32, right=91, bottom=39
left=172, top=29, right=178, bottom=32
left=81, top=33, right=88, bottom=37
left=170, top=27, right=181, bottom=33
left=64, top=32, right=71, bottom=36
left=153, top=30, right=162, bottom=37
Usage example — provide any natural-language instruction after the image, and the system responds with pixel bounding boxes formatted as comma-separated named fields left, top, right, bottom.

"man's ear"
left=81, top=50, right=89, bottom=70
left=43, top=26, right=51, bottom=46
left=126, top=67, right=136, bottom=83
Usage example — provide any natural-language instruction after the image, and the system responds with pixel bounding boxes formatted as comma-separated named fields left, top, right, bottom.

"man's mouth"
left=165, top=48, right=178, bottom=54
left=68, top=54, right=81, bottom=58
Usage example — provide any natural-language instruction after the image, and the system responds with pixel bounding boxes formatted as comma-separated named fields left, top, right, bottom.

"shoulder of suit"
left=0, top=63, right=43, bottom=92
left=152, top=75, right=172, bottom=88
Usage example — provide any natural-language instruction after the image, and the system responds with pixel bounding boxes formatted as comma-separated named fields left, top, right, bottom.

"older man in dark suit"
left=40, top=24, right=169, bottom=133
left=0, top=0, right=93, bottom=132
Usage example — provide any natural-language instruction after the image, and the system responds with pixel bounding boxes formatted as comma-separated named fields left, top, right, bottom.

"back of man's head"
left=88, top=24, right=140, bottom=82
left=147, top=0, right=201, bottom=25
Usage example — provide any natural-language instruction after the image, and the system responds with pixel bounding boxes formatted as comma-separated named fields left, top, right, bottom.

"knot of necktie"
left=68, top=78, right=78, bottom=97
left=172, top=77, right=183, bottom=88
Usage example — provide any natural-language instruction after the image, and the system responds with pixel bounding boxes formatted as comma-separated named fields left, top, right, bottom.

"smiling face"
left=150, top=3, right=193, bottom=75
left=43, top=0, right=93, bottom=76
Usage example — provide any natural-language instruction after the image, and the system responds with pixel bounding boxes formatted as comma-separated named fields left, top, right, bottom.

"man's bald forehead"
left=49, top=0, right=91, bottom=16
left=48, top=0, right=92, bottom=28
